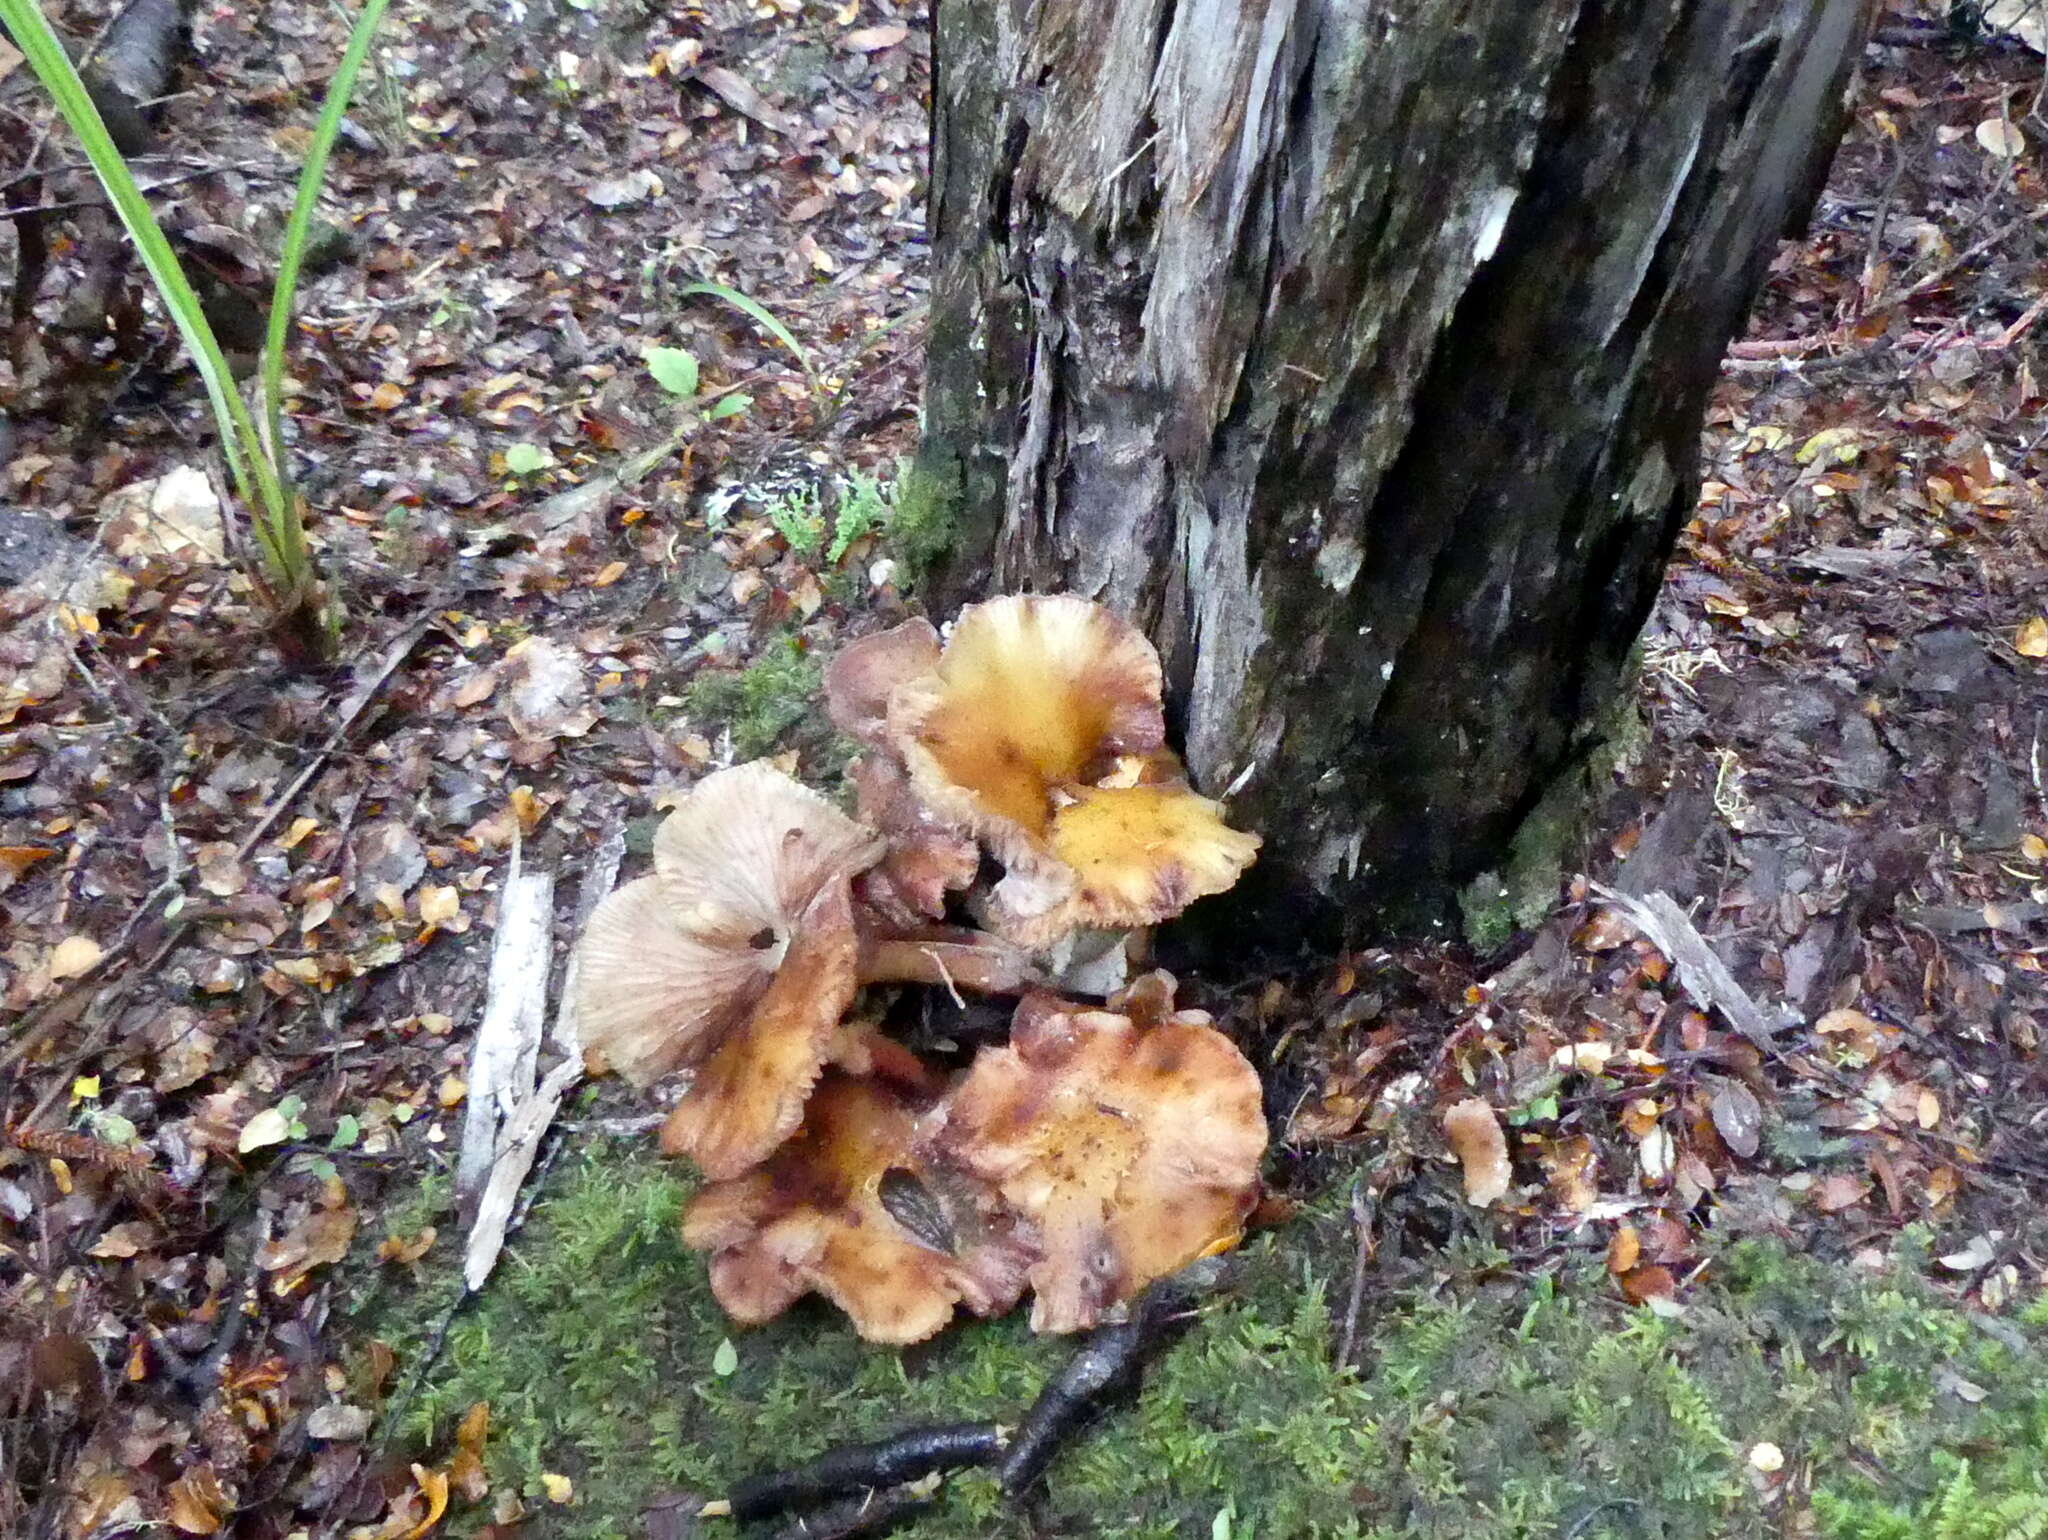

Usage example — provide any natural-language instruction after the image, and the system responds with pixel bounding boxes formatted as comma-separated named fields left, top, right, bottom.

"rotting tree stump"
left=918, top=0, right=1871, bottom=939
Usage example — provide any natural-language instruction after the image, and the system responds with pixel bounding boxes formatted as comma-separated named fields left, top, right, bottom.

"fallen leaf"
left=418, top=885, right=461, bottom=927
left=1813, top=1173, right=1869, bottom=1212
left=842, top=23, right=909, bottom=50
left=48, top=934, right=104, bottom=980
left=88, top=1220, right=157, bottom=1259
left=1617, top=1264, right=1676, bottom=1305
left=1441, top=1098, right=1511, bottom=1207
left=1709, top=1080, right=1763, bottom=1159
left=1607, top=1224, right=1641, bottom=1275
left=2016, top=616, right=2048, bottom=658
left=541, top=1473, right=573, bottom=1505
left=237, top=1106, right=294, bottom=1153
left=377, top=1226, right=438, bottom=1265
left=307, top=1403, right=374, bottom=1440
left=1976, top=118, right=2027, bottom=157
left=1939, top=1233, right=1997, bottom=1271
left=166, top=1466, right=227, bottom=1534
left=403, top=1465, right=450, bottom=1540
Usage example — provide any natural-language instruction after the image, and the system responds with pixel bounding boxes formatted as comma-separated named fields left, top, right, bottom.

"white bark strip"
left=456, top=860, right=556, bottom=1200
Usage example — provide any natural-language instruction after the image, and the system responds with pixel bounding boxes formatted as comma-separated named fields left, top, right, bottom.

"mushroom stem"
left=859, top=935, right=1031, bottom=995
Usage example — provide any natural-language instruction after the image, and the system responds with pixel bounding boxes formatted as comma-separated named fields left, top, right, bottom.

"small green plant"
left=765, top=487, right=827, bottom=559
left=829, top=468, right=891, bottom=564
left=682, top=280, right=820, bottom=397
left=643, top=343, right=752, bottom=422
left=1, top=0, right=393, bottom=657
left=503, top=442, right=553, bottom=478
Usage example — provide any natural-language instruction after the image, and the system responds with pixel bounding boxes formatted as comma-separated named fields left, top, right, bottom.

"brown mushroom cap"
left=657, top=880, right=861, bottom=1179
left=825, top=619, right=942, bottom=748
left=848, top=752, right=980, bottom=928
left=683, top=1072, right=1036, bottom=1343
left=571, top=761, right=884, bottom=1169
left=925, top=997, right=1266, bottom=1333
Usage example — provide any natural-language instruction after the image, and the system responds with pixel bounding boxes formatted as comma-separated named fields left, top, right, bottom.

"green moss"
left=346, top=1152, right=2048, bottom=1540
left=684, top=636, right=823, bottom=759
left=889, top=447, right=962, bottom=586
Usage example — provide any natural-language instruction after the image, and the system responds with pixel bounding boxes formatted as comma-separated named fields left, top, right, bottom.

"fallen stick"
left=999, top=1258, right=1228, bottom=1499
left=704, top=1423, right=1004, bottom=1523
left=1589, top=884, right=1782, bottom=1049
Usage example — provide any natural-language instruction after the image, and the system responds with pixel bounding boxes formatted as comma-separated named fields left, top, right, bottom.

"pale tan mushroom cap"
left=571, top=875, right=763, bottom=1085
left=889, top=595, right=1166, bottom=862
left=684, top=1072, right=1036, bottom=1343
left=651, top=760, right=885, bottom=946
left=928, top=1002, right=1266, bottom=1334
left=571, top=761, right=883, bottom=1091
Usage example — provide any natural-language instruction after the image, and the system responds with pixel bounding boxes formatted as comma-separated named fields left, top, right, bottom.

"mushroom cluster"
left=570, top=595, right=1268, bottom=1343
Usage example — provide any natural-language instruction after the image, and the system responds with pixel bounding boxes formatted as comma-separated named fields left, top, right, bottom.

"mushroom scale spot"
left=683, top=1073, right=1034, bottom=1344
left=932, top=1003, right=1266, bottom=1334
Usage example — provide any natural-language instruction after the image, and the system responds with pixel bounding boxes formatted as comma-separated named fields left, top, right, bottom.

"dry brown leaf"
left=842, top=23, right=910, bottom=49
left=1814, top=1173, right=1869, bottom=1212
left=166, top=1466, right=227, bottom=1534
left=2016, top=616, right=2048, bottom=658
left=1441, top=1098, right=1511, bottom=1207
left=1607, top=1223, right=1642, bottom=1275
left=1618, top=1264, right=1676, bottom=1305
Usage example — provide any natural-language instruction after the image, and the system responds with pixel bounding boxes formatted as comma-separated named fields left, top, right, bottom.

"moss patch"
left=350, top=1149, right=2048, bottom=1539
left=683, top=636, right=824, bottom=760
left=889, top=447, right=962, bottom=587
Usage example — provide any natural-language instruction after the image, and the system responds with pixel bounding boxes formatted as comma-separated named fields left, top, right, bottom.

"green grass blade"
left=679, top=280, right=819, bottom=390
left=261, top=0, right=393, bottom=556
left=0, top=0, right=294, bottom=582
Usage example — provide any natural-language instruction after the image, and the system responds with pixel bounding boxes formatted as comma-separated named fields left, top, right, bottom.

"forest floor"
left=5, top=3, right=2048, bottom=1538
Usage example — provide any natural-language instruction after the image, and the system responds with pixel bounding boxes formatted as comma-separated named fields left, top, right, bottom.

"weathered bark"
left=921, top=0, right=1869, bottom=936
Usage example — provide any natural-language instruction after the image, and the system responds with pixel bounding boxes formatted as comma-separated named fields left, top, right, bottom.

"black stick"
left=998, top=1258, right=1228, bottom=1499
left=727, top=1422, right=1005, bottom=1522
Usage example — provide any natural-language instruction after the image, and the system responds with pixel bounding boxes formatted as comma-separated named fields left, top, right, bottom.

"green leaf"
left=505, top=442, right=551, bottom=476
left=679, top=282, right=818, bottom=392
left=261, top=0, right=395, bottom=586
left=704, top=392, right=752, bottom=421
left=644, top=346, right=700, bottom=398
left=711, top=1338, right=739, bottom=1377
left=329, top=1114, right=363, bottom=1150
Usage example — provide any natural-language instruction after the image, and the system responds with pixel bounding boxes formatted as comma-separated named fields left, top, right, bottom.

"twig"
left=1588, top=884, right=1784, bottom=1050
left=1336, top=1181, right=1377, bottom=1370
